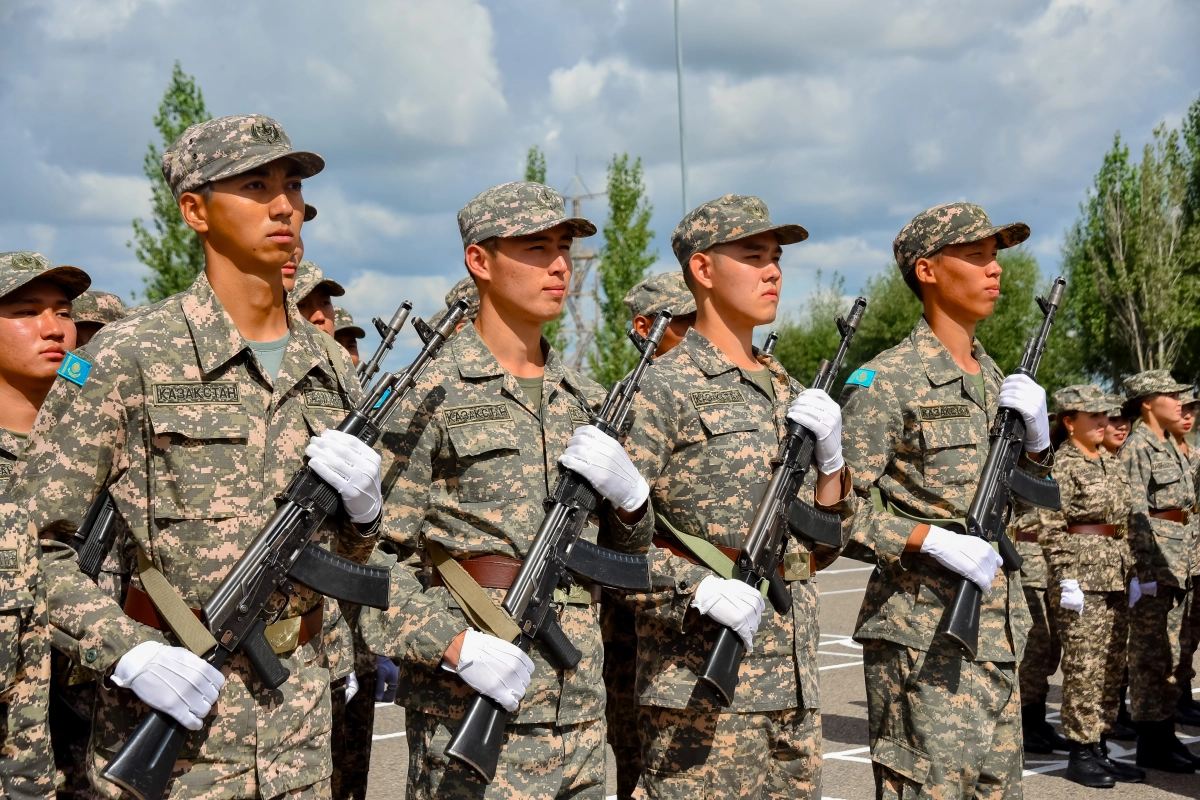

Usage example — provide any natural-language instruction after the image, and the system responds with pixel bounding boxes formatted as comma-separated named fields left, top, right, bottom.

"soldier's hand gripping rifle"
left=357, top=300, right=412, bottom=388
left=103, top=301, right=470, bottom=800
left=941, top=278, right=1066, bottom=659
left=443, top=312, right=672, bottom=783
left=698, top=298, right=866, bottom=707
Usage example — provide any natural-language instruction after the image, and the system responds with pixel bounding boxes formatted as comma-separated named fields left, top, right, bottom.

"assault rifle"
left=942, top=278, right=1066, bottom=658
left=761, top=331, right=779, bottom=357
left=71, top=489, right=119, bottom=580
left=698, top=297, right=866, bottom=706
left=356, top=300, right=412, bottom=388
left=103, top=301, right=470, bottom=800
left=443, top=312, right=672, bottom=782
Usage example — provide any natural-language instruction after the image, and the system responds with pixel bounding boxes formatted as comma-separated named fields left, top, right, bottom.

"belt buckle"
left=264, top=617, right=303, bottom=654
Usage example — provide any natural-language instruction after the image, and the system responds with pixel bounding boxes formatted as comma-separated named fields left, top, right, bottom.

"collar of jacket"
left=909, top=316, right=998, bottom=409
left=0, top=429, right=23, bottom=462
left=179, top=271, right=334, bottom=388
left=450, top=319, right=583, bottom=398
left=1129, top=419, right=1179, bottom=456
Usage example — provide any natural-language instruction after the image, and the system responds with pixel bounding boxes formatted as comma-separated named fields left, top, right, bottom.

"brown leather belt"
left=1067, top=523, right=1117, bottom=537
left=1151, top=509, right=1191, bottom=524
left=651, top=536, right=810, bottom=578
left=430, top=554, right=522, bottom=590
left=1013, top=529, right=1039, bottom=543
left=123, top=584, right=323, bottom=648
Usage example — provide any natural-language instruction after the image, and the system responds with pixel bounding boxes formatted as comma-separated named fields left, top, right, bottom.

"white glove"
left=111, top=641, right=226, bottom=731
left=690, top=575, right=766, bottom=652
left=998, top=374, right=1050, bottom=452
left=558, top=425, right=649, bottom=512
left=442, top=629, right=535, bottom=713
left=306, top=429, right=383, bottom=524
left=344, top=671, right=359, bottom=703
left=786, top=389, right=844, bottom=474
left=1142, top=580, right=1157, bottom=597
left=1129, top=577, right=1142, bottom=608
left=920, top=525, right=1003, bottom=593
left=1060, top=579, right=1084, bottom=615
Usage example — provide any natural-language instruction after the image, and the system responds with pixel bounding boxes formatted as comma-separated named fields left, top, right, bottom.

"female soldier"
left=1167, top=391, right=1200, bottom=723
left=1041, top=385, right=1143, bottom=787
left=1103, top=395, right=1132, bottom=455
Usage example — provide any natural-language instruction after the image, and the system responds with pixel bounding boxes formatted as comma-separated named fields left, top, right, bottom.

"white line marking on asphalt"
left=820, top=587, right=867, bottom=595
left=817, top=566, right=875, bottom=575
left=372, top=731, right=407, bottom=741
left=819, top=661, right=864, bottom=671
left=818, top=650, right=864, bottom=658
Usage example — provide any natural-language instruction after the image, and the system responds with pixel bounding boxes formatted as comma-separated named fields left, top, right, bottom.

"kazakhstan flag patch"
left=846, top=368, right=875, bottom=388
left=57, top=352, right=92, bottom=387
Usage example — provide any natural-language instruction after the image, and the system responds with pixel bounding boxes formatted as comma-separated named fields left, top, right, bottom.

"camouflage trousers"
left=1017, top=586, right=1059, bottom=704
left=862, top=640, right=1021, bottom=800
left=329, top=671, right=376, bottom=800
left=632, top=705, right=821, bottom=799
left=1049, top=586, right=1127, bottom=743
left=602, top=600, right=640, bottom=800
left=1176, top=574, right=1200, bottom=689
left=0, top=601, right=55, bottom=800
left=1128, top=584, right=1191, bottom=722
left=405, top=710, right=606, bottom=799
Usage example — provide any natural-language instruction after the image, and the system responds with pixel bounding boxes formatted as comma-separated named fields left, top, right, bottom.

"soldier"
left=617, top=195, right=853, bottom=798
left=1166, top=390, right=1200, bottom=726
left=290, top=260, right=343, bottom=337
left=839, top=203, right=1054, bottom=798
left=70, top=290, right=126, bottom=348
left=602, top=270, right=696, bottom=799
left=430, top=275, right=481, bottom=331
left=1120, top=370, right=1200, bottom=771
left=0, top=251, right=89, bottom=799
left=8, top=114, right=382, bottom=799
left=281, top=235, right=306, bottom=292
left=1040, top=385, right=1142, bottom=786
left=333, top=308, right=365, bottom=366
left=1102, top=394, right=1132, bottom=455
left=1014, top=507, right=1066, bottom=755
left=362, top=181, right=650, bottom=799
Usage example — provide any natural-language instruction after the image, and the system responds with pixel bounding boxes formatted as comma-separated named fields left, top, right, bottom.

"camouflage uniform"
left=1173, top=391, right=1200, bottom=705
left=1039, top=385, right=1133, bottom=744
left=617, top=196, right=850, bottom=800
left=360, top=183, right=625, bottom=800
left=840, top=203, right=1041, bottom=799
left=430, top=276, right=481, bottom=329
left=71, top=291, right=126, bottom=327
left=332, top=308, right=364, bottom=342
left=1014, top=510, right=1058, bottom=709
left=289, top=261, right=345, bottom=309
left=10, top=116, right=371, bottom=800
left=602, top=271, right=697, bottom=800
left=1120, top=370, right=1197, bottom=724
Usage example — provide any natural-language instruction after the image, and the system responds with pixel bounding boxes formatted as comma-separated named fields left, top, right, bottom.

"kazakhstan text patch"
left=305, top=390, right=347, bottom=410
left=154, top=382, right=241, bottom=405
left=57, top=352, right=92, bottom=387
left=444, top=403, right=512, bottom=428
left=920, top=404, right=972, bottom=421
left=690, top=389, right=747, bottom=409
left=846, top=368, right=875, bottom=388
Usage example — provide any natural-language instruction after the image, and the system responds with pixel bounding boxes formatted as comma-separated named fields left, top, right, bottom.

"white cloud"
left=38, top=0, right=173, bottom=40
left=339, top=270, right=459, bottom=366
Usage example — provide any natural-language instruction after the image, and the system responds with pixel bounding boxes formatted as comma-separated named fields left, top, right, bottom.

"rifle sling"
left=655, top=516, right=808, bottom=591
left=872, top=488, right=1002, bottom=555
left=426, top=540, right=522, bottom=641
left=135, top=549, right=218, bottom=657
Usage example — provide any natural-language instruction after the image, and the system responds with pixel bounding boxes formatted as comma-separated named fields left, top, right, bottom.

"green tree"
left=588, top=154, right=656, bottom=386
left=129, top=62, right=211, bottom=303
left=525, top=145, right=547, bottom=184
left=1062, top=126, right=1200, bottom=384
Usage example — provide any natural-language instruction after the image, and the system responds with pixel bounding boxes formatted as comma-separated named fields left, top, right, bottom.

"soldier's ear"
left=913, top=256, right=938, bottom=289
left=689, top=252, right=716, bottom=291
left=179, top=193, right=209, bottom=235
left=464, top=244, right=492, bottom=284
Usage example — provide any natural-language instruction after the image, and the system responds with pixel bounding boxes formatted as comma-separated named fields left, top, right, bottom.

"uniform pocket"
left=1150, top=458, right=1184, bottom=487
left=445, top=414, right=527, bottom=503
left=148, top=406, right=252, bottom=520
left=919, top=417, right=979, bottom=486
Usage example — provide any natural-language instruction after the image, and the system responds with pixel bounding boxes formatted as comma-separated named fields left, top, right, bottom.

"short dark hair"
left=1050, top=411, right=1076, bottom=449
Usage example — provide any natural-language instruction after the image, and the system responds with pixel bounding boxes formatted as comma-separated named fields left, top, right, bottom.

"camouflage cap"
left=1123, top=369, right=1193, bottom=400
left=304, top=204, right=318, bottom=222
left=0, top=251, right=90, bottom=301
left=1181, top=389, right=1199, bottom=407
left=893, top=202, right=1030, bottom=276
left=1052, top=384, right=1111, bottom=414
left=623, top=270, right=696, bottom=319
left=290, top=261, right=345, bottom=303
left=333, top=307, right=364, bottom=339
left=457, top=182, right=596, bottom=247
left=71, top=290, right=126, bottom=325
left=671, top=195, right=807, bottom=268
left=1103, top=393, right=1128, bottom=415
left=161, top=114, right=325, bottom=200
left=430, top=276, right=481, bottom=327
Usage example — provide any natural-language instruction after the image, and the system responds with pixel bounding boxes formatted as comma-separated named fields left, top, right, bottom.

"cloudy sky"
left=0, top=0, right=1196, bottom=362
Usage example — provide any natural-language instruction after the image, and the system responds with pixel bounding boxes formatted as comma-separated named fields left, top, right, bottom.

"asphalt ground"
left=366, top=557, right=1200, bottom=799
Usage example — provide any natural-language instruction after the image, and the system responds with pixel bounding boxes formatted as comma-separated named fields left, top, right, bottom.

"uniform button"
left=84, top=648, right=98, bottom=663
left=679, top=580, right=690, bottom=591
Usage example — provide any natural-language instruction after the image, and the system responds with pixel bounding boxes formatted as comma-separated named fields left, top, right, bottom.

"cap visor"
left=337, top=325, right=366, bottom=338
left=304, top=204, right=318, bottom=222
left=726, top=222, right=810, bottom=248
left=206, top=150, right=326, bottom=189
left=39, top=266, right=92, bottom=300
left=319, top=279, right=345, bottom=297
left=511, top=217, right=598, bottom=240
left=977, top=222, right=1030, bottom=250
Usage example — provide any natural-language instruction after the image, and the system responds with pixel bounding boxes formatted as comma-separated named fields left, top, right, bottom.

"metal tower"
left=561, top=165, right=604, bottom=370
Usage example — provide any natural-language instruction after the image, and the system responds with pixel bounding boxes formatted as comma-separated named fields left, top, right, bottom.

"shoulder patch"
left=0, top=549, right=15, bottom=571
left=444, top=403, right=513, bottom=428
left=0, top=462, right=12, bottom=479
left=305, top=389, right=347, bottom=410
left=154, top=382, right=241, bottom=405
left=57, top=352, right=92, bottom=387
left=690, top=389, right=747, bottom=409
left=919, top=404, right=972, bottom=421
left=567, top=404, right=591, bottom=426
left=846, top=368, right=875, bottom=388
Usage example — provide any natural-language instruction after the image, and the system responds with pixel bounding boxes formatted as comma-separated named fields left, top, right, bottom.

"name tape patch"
left=444, top=403, right=512, bottom=428
left=0, top=549, right=17, bottom=571
left=568, top=405, right=591, bottom=426
left=154, top=382, right=241, bottom=405
left=305, top=390, right=346, bottom=410
left=57, top=352, right=92, bottom=387
left=846, top=368, right=875, bottom=388
left=690, top=389, right=747, bottom=409
left=920, top=404, right=972, bottom=421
